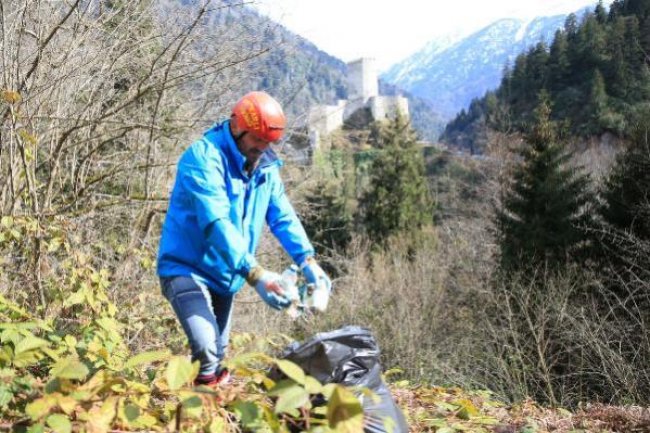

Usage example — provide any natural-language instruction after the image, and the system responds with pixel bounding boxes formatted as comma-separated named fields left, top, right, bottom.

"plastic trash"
left=280, top=264, right=301, bottom=318
left=273, top=325, right=408, bottom=433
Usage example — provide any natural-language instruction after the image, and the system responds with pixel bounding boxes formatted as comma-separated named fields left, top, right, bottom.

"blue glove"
left=301, top=258, right=332, bottom=312
left=249, top=268, right=291, bottom=310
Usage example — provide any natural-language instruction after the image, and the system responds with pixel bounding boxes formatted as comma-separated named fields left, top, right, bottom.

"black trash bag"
left=274, top=325, right=408, bottom=433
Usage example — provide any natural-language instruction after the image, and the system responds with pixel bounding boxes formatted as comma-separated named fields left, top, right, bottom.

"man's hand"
left=247, top=267, right=291, bottom=310
left=301, top=258, right=332, bottom=312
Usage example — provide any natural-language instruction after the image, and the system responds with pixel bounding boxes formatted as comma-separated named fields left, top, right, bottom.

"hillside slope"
left=382, top=15, right=569, bottom=120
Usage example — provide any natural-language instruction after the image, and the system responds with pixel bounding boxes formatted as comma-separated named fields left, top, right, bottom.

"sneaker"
left=194, top=368, right=231, bottom=387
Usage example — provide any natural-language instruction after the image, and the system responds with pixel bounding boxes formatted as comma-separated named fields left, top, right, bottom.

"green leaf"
left=231, top=401, right=262, bottom=429
left=46, top=414, right=72, bottom=433
left=12, top=350, right=40, bottom=368
left=166, top=356, right=194, bottom=390
left=14, top=335, right=48, bottom=354
left=327, top=386, right=364, bottom=433
left=275, top=359, right=305, bottom=384
left=0, top=388, right=13, bottom=407
left=63, top=291, right=85, bottom=307
left=26, top=424, right=45, bottom=433
left=50, top=357, right=89, bottom=380
left=10, top=229, right=21, bottom=240
left=123, top=404, right=140, bottom=422
left=124, top=350, right=170, bottom=369
left=0, top=216, right=13, bottom=228
left=273, top=383, right=310, bottom=414
left=181, top=395, right=203, bottom=418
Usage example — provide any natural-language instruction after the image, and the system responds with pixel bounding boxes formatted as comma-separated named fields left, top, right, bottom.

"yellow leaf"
left=64, top=335, right=77, bottom=349
left=1, top=90, right=21, bottom=104
left=18, top=129, right=38, bottom=145
left=12, top=349, right=41, bottom=368
left=50, top=357, right=89, bottom=380
left=304, top=375, right=323, bottom=394
left=26, top=396, right=56, bottom=420
left=454, top=398, right=479, bottom=420
left=207, top=416, right=226, bottom=433
left=327, top=386, right=364, bottom=433
left=124, top=349, right=170, bottom=369
left=56, top=395, right=78, bottom=415
left=275, top=359, right=305, bottom=385
left=166, top=356, right=195, bottom=390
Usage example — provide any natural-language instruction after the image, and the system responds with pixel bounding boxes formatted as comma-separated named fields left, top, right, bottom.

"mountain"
left=382, top=14, right=572, bottom=120
left=441, top=0, right=650, bottom=153
left=215, top=5, right=443, bottom=142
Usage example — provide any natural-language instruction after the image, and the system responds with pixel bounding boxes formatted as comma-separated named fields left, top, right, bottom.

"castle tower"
left=347, top=58, right=378, bottom=103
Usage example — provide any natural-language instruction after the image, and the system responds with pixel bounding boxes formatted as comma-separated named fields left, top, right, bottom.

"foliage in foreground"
left=0, top=216, right=374, bottom=432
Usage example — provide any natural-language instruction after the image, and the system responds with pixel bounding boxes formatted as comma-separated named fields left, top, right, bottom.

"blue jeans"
left=160, top=276, right=234, bottom=376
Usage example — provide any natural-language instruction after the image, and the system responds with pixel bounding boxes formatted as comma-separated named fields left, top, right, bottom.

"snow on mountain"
left=381, top=14, right=570, bottom=119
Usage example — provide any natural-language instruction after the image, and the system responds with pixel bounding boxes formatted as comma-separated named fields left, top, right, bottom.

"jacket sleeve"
left=179, top=153, right=258, bottom=277
left=266, top=170, right=315, bottom=265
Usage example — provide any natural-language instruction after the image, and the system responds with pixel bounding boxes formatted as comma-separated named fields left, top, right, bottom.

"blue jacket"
left=157, top=120, right=315, bottom=295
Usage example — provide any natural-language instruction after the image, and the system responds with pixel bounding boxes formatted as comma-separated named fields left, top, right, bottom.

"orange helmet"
left=231, top=91, right=286, bottom=142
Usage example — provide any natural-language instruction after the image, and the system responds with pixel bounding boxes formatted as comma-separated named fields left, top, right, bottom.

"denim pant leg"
left=160, top=276, right=234, bottom=376
left=209, top=287, right=234, bottom=361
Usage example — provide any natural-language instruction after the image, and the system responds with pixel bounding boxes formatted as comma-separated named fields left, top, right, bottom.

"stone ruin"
left=308, top=57, right=409, bottom=149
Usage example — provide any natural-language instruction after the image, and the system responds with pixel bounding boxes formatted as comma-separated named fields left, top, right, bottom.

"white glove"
left=301, top=258, right=332, bottom=312
left=247, top=267, right=291, bottom=310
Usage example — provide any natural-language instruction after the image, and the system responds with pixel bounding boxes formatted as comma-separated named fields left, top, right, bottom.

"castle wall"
left=308, top=100, right=346, bottom=137
left=307, top=58, right=410, bottom=150
left=369, top=96, right=410, bottom=120
left=347, top=58, right=378, bottom=102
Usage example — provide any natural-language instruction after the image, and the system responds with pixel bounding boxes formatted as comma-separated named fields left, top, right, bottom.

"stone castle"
left=308, top=57, right=409, bottom=148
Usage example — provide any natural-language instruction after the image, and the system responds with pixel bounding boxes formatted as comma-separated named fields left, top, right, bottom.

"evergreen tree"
left=576, top=15, right=609, bottom=74
left=361, top=113, right=433, bottom=246
left=442, top=0, right=650, bottom=150
left=527, top=42, right=551, bottom=92
left=585, top=69, right=610, bottom=134
left=595, top=0, right=608, bottom=24
left=509, top=53, right=530, bottom=110
left=564, top=13, right=579, bottom=40
left=548, top=30, right=571, bottom=91
left=601, top=118, right=650, bottom=242
left=607, top=17, right=631, bottom=98
left=623, top=16, right=645, bottom=100
left=302, top=177, right=354, bottom=254
left=497, top=93, right=592, bottom=271
left=301, top=149, right=356, bottom=255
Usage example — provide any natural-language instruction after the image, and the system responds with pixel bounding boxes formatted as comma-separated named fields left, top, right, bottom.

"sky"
left=254, top=0, right=612, bottom=71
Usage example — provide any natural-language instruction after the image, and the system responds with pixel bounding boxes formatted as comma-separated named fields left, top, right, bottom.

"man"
left=157, top=91, right=332, bottom=386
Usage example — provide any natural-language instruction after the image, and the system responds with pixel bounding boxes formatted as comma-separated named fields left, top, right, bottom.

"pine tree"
left=361, top=113, right=433, bottom=246
left=527, top=42, right=550, bottom=92
left=564, top=13, right=579, bottom=40
left=595, top=0, right=608, bottom=24
left=302, top=177, right=354, bottom=254
left=497, top=93, right=592, bottom=271
left=548, top=30, right=571, bottom=91
left=585, top=69, right=609, bottom=134
left=601, top=118, right=650, bottom=242
left=607, top=17, right=632, bottom=98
